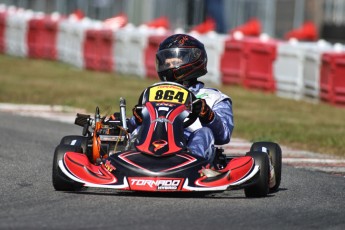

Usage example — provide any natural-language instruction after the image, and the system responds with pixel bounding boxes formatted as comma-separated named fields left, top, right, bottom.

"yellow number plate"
left=148, top=85, right=189, bottom=104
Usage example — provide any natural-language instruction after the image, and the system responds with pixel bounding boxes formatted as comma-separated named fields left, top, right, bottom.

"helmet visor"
left=156, top=48, right=202, bottom=72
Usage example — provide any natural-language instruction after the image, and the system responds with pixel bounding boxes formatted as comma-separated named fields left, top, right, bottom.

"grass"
left=1, top=54, right=344, bottom=157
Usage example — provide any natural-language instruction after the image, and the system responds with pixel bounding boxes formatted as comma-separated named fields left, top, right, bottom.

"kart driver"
left=128, top=34, right=234, bottom=164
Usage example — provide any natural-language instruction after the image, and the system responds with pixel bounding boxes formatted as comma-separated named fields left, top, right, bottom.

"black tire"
left=52, top=144, right=83, bottom=191
left=60, top=135, right=89, bottom=154
left=244, top=151, right=270, bottom=198
left=250, top=142, right=282, bottom=192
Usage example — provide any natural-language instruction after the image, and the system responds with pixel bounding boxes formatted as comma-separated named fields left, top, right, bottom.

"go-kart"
left=52, top=82, right=282, bottom=197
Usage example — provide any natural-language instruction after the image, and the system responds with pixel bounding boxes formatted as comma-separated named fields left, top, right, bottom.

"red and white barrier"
left=1, top=6, right=345, bottom=109
left=221, top=33, right=279, bottom=92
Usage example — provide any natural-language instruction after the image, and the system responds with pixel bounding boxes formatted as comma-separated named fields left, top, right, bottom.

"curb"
left=0, top=103, right=86, bottom=113
left=0, top=103, right=85, bottom=123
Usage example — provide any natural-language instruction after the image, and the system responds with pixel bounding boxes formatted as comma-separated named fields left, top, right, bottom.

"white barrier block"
left=274, top=40, right=332, bottom=101
left=113, top=26, right=134, bottom=75
left=56, top=19, right=70, bottom=63
left=302, top=40, right=333, bottom=102
left=57, top=17, right=103, bottom=68
left=5, top=10, right=34, bottom=57
left=274, top=42, right=307, bottom=100
left=191, top=32, right=228, bottom=85
left=126, top=28, right=151, bottom=77
left=114, top=26, right=169, bottom=78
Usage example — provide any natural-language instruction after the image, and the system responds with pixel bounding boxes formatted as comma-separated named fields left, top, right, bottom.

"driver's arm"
left=204, top=99, right=234, bottom=145
left=127, top=90, right=145, bottom=133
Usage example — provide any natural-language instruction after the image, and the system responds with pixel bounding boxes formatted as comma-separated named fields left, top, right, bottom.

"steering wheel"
left=183, top=93, right=199, bottom=128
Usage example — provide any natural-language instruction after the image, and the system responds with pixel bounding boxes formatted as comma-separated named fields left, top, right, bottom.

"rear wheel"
left=250, top=142, right=282, bottom=193
left=52, top=144, right=83, bottom=191
left=244, top=151, right=270, bottom=198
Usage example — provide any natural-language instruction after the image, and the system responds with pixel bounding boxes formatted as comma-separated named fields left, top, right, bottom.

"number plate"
left=148, top=84, right=189, bottom=104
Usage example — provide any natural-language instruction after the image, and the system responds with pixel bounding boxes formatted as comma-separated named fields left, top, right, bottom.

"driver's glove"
left=192, top=99, right=215, bottom=124
left=132, top=105, right=143, bottom=125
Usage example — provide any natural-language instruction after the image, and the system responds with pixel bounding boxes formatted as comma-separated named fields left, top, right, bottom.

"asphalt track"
left=0, top=111, right=344, bottom=230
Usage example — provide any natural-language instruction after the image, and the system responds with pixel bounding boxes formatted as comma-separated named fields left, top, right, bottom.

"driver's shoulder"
left=197, top=87, right=226, bottom=99
left=196, top=87, right=230, bottom=106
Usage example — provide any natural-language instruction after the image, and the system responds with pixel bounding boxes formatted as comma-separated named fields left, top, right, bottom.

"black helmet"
left=156, top=34, right=207, bottom=83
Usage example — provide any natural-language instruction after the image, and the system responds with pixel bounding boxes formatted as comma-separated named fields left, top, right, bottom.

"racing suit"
left=128, top=82, right=234, bottom=163
left=185, top=82, right=233, bottom=162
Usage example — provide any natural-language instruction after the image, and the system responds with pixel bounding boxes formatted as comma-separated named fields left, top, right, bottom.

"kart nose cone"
left=63, top=152, right=117, bottom=184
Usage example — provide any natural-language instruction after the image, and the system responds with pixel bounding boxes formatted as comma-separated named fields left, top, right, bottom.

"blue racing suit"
left=185, top=82, right=234, bottom=162
left=128, top=82, right=234, bottom=163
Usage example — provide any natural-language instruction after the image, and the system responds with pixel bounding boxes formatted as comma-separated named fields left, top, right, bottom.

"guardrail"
left=1, top=6, right=344, bottom=108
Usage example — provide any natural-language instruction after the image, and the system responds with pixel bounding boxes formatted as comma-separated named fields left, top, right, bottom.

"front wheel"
left=60, top=135, right=91, bottom=161
left=250, top=142, right=282, bottom=193
left=244, top=151, right=270, bottom=198
left=60, top=135, right=89, bottom=153
left=52, top=144, right=84, bottom=191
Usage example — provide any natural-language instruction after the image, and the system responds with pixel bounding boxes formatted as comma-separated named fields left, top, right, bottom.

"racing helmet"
left=155, top=34, right=208, bottom=83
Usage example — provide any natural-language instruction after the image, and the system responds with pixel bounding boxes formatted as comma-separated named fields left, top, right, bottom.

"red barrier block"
left=220, top=37, right=246, bottom=85
left=83, top=29, right=114, bottom=72
left=144, top=34, right=170, bottom=79
left=27, top=17, right=59, bottom=59
left=320, top=52, right=345, bottom=106
left=84, top=29, right=100, bottom=70
left=0, top=12, right=6, bottom=53
left=243, top=37, right=278, bottom=92
left=27, top=18, right=44, bottom=58
left=98, top=30, right=114, bottom=72
left=41, top=18, right=58, bottom=60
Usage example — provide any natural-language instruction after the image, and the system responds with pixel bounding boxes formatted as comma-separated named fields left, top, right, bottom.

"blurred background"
left=1, top=0, right=345, bottom=43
